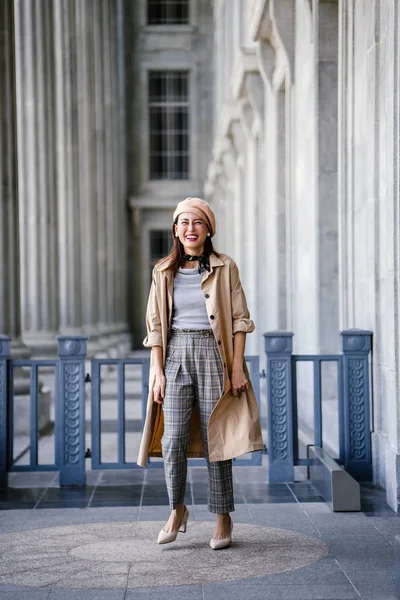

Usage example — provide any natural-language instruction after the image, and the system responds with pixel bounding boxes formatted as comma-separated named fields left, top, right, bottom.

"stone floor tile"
left=336, top=556, right=395, bottom=582
left=369, top=516, right=400, bottom=544
left=305, top=514, right=378, bottom=536
left=125, top=585, right=203, bottom=599
left=81, top=507, right=139, bottom=523
left=300, top=502, right=332, bottom=514
left=321, top=533, right=394, bottom=559
left=252, top=558, right=348, bottom=585
left=48, top=589, right=126, bottom=599
left=0, top=592, right=50, bottom=599
left=20, top=509, right=84, bottom=529
left=138, top=506, right=171, bottom=520
left=202, top=581, right=359, bottom=600
left=353, top=580, right=396, bottom=599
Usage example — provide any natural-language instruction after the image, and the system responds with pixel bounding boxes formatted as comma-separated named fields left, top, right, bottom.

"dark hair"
left=157, top=219, right=221, bottom=273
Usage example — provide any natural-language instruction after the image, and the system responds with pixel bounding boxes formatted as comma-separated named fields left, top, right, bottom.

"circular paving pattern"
left=0, top=522, right=327, bottom=589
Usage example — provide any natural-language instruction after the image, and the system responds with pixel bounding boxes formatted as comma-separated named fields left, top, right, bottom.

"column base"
left=94, top=322, right=132, bottom=358
left=21, top=331, right=58, bottom=359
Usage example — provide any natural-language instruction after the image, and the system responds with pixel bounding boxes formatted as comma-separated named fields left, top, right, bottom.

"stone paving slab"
left=125, top=585, right=204, bottom=599
left=48, top=591, right=125, bottom=600
left=202, top=581, right=359, bottom=600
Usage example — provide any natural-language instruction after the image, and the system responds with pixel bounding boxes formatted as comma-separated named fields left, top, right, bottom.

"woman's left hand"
left=231, top=366, right=249, bottom=397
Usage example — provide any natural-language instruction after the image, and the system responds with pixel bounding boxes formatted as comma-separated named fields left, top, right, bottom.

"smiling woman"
left=138, top=197, right=263, bottom=551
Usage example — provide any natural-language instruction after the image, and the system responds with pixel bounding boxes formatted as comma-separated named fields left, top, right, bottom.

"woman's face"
left=175, top=212, right=209, bottom=255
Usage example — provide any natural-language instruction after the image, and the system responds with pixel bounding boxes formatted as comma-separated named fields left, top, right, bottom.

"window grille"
left=148, top=71, right=189, bottom=180
left=147, top=0, right=189, bottom=25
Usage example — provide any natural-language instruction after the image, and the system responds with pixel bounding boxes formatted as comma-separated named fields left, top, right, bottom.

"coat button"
left=210, top=315, right=215, bottom=320
left=224, top=363, right=226, bottom=368
left=218, top=340, right=221, bottom=345
left=205, top=293, right=210, bottom=299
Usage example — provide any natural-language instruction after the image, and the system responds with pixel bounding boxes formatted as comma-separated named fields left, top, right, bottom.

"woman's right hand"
left=152, top=372, right=166, bottom=404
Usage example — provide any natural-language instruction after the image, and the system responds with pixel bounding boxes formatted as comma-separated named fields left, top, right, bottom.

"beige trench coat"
left=137, top=252, right=263, bottom=467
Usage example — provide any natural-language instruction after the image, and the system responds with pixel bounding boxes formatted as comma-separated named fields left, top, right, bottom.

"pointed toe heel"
left=157, top=506, right=189, bottom=544
left=210, top=521, right=233, bottom=550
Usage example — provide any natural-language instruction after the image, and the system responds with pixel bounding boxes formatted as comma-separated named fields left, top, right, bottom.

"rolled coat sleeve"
left=230, top=261, right=255, bottom=334
left=143, top=271, right=162, bottom=348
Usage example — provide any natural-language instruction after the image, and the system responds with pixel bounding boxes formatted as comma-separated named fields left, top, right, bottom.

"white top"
left=171, top=268, right=211, bottom=330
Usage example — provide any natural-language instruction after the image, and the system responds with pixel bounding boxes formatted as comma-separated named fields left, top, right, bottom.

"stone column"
left=108, top=0, right=129, bottom=350
left=247, top=73, right=265, bottom=354
left=53, top=0, right=84, bottom=336
left=13, top=0, right=59, bottom=356
left=102, top=0, right=116, bottom=335
left=74, top=0, right=102, bottom=355
left=0, top=0, right=30, bottom=378
left=231, top=121, right=246, bottom=266
left=92, top=0, right=109, bottom=350
left=239, top=101, right=258, bottom=354
left=117, top=0, right=128, bottom=335
left=316, top=0, right=339, bottom=354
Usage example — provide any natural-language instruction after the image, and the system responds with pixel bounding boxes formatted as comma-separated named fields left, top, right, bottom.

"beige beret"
left=173, top=197, right=216, bottom=237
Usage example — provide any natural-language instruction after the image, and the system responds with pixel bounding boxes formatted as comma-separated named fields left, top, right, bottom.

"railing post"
left=57, top=336, right=88, bottom=486
left=0, top=336, right=11, bottom=489
left=341, top=329, right=373, bottom=481
left=264, top=331, right=295, bottom=482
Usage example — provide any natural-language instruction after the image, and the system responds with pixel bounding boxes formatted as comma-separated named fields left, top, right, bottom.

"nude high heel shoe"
left=157, top=506, right=189, bottom=544
left=210, top=520, right=233, bottom=550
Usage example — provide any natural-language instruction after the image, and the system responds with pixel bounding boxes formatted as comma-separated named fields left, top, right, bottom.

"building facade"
left=125, top=0, right=214, bottom=344
left=205, top=0, right=400, bottom=511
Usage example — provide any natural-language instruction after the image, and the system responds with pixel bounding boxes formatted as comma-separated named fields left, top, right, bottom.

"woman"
left=137, top=197, right=263, bottom=549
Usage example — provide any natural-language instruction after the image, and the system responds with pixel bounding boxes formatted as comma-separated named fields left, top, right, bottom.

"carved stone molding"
left=232, top=46, right=260, bottom=101
left=213, top=136, right=234, bottom=164
left=270, top=0, right=295, bottom=83
left=257, top=40, right=276, bottom=89
left=251, top=0, right=294, bottom=85
left=250, top=0, right=272, bottom=43
left=247, top=72, right=265, bottom=133
left=239, top=101, right=254, bottom=137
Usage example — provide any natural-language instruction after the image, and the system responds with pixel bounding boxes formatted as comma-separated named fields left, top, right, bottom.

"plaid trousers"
left=162, top=328, right=234, bottom=514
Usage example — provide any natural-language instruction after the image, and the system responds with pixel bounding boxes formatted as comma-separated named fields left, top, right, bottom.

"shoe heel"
left=179, top=508, right=189, bottom=533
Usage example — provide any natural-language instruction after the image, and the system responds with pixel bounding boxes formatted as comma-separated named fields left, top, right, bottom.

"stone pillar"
left=102, top=0, right=116, bottom=335
left=92, top=0, right=108, bottom=350
left=247, top=72, right=265, bottom=354
left=116, top=0, right=128, bottom=332
left=0, top=0, right=30, bottom=383
left=75, top=0, right=99, bottom=354
left=13, top=0, right=59, bottom=356
left=316, top=0, right=339, bottom=354
left=53, top=0, right=84, bottom=336
left=239, top=101, right=258, bottom=354
left=231, top=121, right=246, bottom=265
left=257, top=41, right=280, bottom=331
left=108, top=0, right=129, bottom=350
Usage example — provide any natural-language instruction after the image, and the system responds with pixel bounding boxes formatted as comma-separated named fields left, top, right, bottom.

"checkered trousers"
left=162, top=328, right=234, bottom=514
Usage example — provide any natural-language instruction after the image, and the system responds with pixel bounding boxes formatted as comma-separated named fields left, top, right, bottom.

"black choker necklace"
left=182, top=253, right=210, bottom=274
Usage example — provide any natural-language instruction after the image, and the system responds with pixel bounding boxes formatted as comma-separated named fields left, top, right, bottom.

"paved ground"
left=0, top=467, right=398, bottom=600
